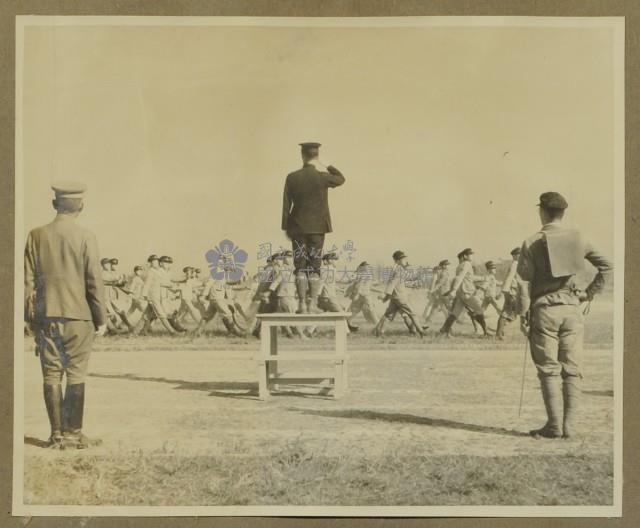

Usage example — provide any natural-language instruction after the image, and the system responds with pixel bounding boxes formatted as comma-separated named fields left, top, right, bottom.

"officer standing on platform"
left=517, top=192, right=612, bottom=439
left=24, top=183, right=106, bottom=449
left=282, top=142, right=345, bottom=313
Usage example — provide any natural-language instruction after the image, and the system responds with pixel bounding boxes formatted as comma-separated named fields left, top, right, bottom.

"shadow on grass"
left=89, top=372, right=334, bottom=400
left=583, top=390, right=614, bottom=397
left=290, top=408, right=530, bottom=438
left=24, top=436, right=52, bottom=448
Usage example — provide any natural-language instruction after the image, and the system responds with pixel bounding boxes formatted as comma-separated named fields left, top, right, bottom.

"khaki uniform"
left=449, top=260, right=483, bottom=317
left=476, top=274, right=501, bottom=314
left=318, top=264, right=343, bottom=313
left=382, top=264, right=417, bottom=321
left=346, top=267, right=378, bottom=325
left=517, top=223, right=612, bottom=379
left=423, top=268, right=453, bottom=322
left=200, top=277, right=234, bottom=321
left=126, top=274, right=147, bottom=316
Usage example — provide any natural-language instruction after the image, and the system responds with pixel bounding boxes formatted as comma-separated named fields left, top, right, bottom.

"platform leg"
left=257, top=360, right=269, bottom=400
left=335, top=319, right=348, bottom=398
left=270, top=324, right=279, bottom=391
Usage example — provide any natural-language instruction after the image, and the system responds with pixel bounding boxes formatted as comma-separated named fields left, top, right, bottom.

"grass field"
left=20, top=294, right=615, bottom=507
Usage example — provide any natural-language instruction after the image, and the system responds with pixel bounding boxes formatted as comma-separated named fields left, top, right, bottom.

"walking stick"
left=518, top=337, right=529, bottom=418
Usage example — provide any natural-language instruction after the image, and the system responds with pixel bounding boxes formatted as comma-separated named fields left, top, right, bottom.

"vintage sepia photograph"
left=13, top=16, right=624, bottom=517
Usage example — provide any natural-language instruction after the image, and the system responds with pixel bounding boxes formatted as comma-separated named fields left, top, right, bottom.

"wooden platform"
left=254, top=312, right=351, bottom=399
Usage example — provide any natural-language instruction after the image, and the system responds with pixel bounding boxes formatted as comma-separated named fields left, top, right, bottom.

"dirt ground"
left=20, top=296, right=616, bottom=506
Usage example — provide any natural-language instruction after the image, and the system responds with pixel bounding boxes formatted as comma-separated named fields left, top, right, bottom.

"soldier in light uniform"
left=158, top=255, right=187, bottom=333
left=476, top=261, right=502, bottom=316
left=282, top=142, right=346, bottom=313
left=175, top=266, right=204, bottom=325
left=374, top=250, right=425, bottom=338
left=345, top=261, right=379, bottom=330
left=268, top=250, right=305, bottom=338
left=106, top=258, right=134, bottom=332
left=517, top=192, right=612, bottom=439
left=193, top=270, right=244, bottom=337
left=101, top=257, right=121, bottom=334
left=422, top=259, right=453, bottom=326
left=246, top=255, right=278, bottom=338
left=134, top=255, right=180, bottom=335
left=438, top=248, right=489, bottom=337
left=495, top=247, right=526, bottom=340
left=24, top=183, right=106, bottom=449
left=125, top=265, right=147, bottom=320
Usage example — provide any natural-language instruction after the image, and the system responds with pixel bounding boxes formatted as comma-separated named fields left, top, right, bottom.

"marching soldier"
left=495, top=247, right=526, bottom=340
left=193, top=268, right=244, bottom=337
left=345, top=261, right=379, bottom=330
left=476, top=261, right=502, bottom=316
left=134, top=254, right=181, bottom=335
left=422, top=259, right=453, bottom=325
left=517, top=192, right=612, bottom=439
left=107, top=258, right=135, bottom=332
left=282, top=142, right=346, bottom=313
left=175, top=266, right=204, bottom=325
left=374, top=250, right=425, bottom=338
left=438, top=248, right=489, bottom=337
left=126, top=265, right=147, bottom=320
left=24, top=183, right=106, bottom=449
left=246, top=255, right=278, bottom=338
left=101, top=257, right=120, bottom=334
left=158, top=255, right=187, bottom=333
left=268, top=250, right=305, bottom=338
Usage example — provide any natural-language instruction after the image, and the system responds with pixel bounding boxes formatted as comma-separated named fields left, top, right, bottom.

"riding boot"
left=159, top=317, right=178, bottom=335
left=307, top=275, right=323, bottom=314
left=475, top=314, right=489, bottom=336
left=562, top=375, right=581, bottom=439
left=495, top=316, right=506, bottom=340
left=43, top=384, right=63, bottom=447
left=438, top=314, right=457, bottom=337
left=62, top=383, right=102, bottom=449
left=118, top=311, right=135, bottom=332
left=168, top=315, right=187, bottom=333
left=373, top=317, right=387, bottom=337
left=222, top=316, right=243, bottom=337
left=530, top=375, right=563, bottom=438
left=295, top=274, right=308, bottom=314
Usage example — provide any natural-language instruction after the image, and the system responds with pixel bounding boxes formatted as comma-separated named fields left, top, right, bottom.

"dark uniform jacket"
left=281, top=163, right=345, bottom=234
left=24, top=214, right=107, bottom=327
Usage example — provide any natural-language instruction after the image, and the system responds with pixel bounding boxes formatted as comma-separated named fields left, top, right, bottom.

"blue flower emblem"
left=205, top=239, right=248, bottom=282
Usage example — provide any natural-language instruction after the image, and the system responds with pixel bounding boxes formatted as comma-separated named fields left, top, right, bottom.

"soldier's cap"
left=195, top=268, right=201, bottom=273
left=357, top=261, right=370, bottom=268
left=392, top=250, right=407, bottom=261
left=322, top=252, right=339, bottom=261
left=159, top=255, right=173, bottom=263
left=100, top=257, right=110, bottom=266
left=537, top=191, right=568, bottom=210
left=134, top=265, right=143, bottom=272
left=109, top=258, right=119, bottom=265
left=485, top=260, right=497, bottom=270
left=183, top=266, right=192, bottom=273
left=147, top=254, right=159, bottom=263
left=51, top=182, right=86, bottom=198
left=272, top=251, right=283, bottom=260
left=460, top=248, right=474, bottom=257
left=438, top=259, right=450, bottom=267
left=280, top=249, right=293, bottom=257
left=511, top=247, right=521, bottom=257
left=299, top=142, right=321, bottom=149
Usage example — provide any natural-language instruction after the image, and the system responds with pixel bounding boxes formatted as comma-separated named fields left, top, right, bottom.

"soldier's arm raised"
left=84, top=233, right=108, bottom=328
left=324, top=165, right=345, bottom=188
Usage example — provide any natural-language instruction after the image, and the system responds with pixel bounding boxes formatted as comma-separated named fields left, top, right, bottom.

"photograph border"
left=1, top=2, right=637, bottom=527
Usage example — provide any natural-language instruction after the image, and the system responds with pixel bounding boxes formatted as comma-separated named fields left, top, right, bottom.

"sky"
left=20, top=21, right=619, bottom=275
